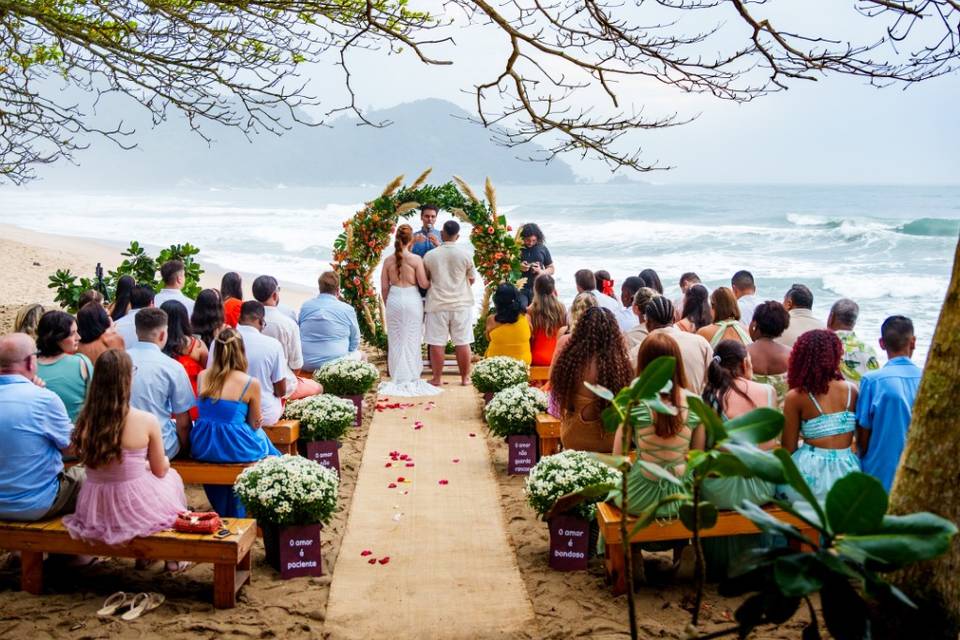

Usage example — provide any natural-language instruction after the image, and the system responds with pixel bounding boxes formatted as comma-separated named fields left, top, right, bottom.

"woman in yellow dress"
left=485, top=283, right=532, bottom=365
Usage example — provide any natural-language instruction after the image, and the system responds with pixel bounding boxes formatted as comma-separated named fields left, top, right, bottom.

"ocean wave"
left=821, top=273, right=947, bottom=301
left=788, top=213, right=959, bottom=240
left=785, top=213, right=844, bottom=229
left=896, top=217, right=960, bottom=238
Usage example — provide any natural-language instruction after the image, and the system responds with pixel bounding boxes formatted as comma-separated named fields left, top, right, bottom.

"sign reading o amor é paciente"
left=279, top=524, right=324, bottom=579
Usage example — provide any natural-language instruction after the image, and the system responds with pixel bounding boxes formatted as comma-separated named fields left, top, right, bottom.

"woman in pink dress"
left=63, top=349, right=188, bottom=571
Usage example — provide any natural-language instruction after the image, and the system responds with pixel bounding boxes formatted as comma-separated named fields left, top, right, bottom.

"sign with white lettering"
left=279, top=523, right=323, bottom=579
left=548, top=515, right=589, bottom=571
left=306, top=440, right=341, bottom=475
left=507, top=435, right=537, bottom=476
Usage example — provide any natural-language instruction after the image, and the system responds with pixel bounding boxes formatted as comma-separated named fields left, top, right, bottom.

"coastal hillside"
left=36, top=99, right=576, bottom=187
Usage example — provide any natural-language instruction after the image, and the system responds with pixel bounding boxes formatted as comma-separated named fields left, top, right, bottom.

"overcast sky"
left=293, top=1, right=959, bottom=184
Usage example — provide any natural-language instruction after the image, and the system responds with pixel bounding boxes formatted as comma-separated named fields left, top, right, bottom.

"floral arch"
left=331, top=169, right=522, bottom=351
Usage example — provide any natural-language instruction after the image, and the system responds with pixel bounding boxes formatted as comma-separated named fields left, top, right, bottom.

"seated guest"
left=615, top=276, right=643, bottom=333
left=485, top=283, right=532, bottom=365
left=732, top=270, right=760, bottom=329
left=154, top=260, right=195, bottom=316
left=109, top=275, right=136, bottom=321
left=191, top=288, right=226, bottom=348
left=234, top=301, right=287, bottom=426
left=613, top=332, right=704, bottom=517
left=14, top=303, right=45, bottom=340
left=594, top=270, right=616, bottom=301
left=115, top=284, right=155, bottom=348
left=77, top=302, right=125, bottom=364
left=0, top=333, right=82, bottom=521
left=221, top=272, right=244, bottom=328
left=777, top=283, right=824, bottom=348
left=638, top=297, right=713, bottom=394
left=827, top=298, right=879, bottom=384
left=550, top=307, right=632, bottom=453
left=673, top=272, right=702, bottom=322
left=624, top=287, right=658, bottom=350
left=676, top=284, right=711, bottom=333
left=299, top=271, right=363, bottom=372
left=747, top=301, right=792, bottom=407
left=253, top=275, right=322, bottom=400
left=782, top=330, right=860, bottom=502
left=161, top=300, right=208, bottom=420
left=62, top=349, right=188, bottom=569
left=77, top=289, right=104, bottom=311
left=637, top=268, right=664, bottom=294
left=527, top=274, right=567, bottom=367
left=128, top=308, right=195, bottom=459
left=37, top=311, right=93, bottom=422
left=856, top=316, right=922, bottom=492
left=551, top=291, right=598, bottom=368
left=191, top=327, right=280, bottom=516
left=698, top=287, right=751, bottom=347
left=571, top=269, right=621, bottom=317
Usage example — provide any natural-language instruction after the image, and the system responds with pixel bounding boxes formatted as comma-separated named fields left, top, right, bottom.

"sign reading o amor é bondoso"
left=548, top=515, right=589, bottom=571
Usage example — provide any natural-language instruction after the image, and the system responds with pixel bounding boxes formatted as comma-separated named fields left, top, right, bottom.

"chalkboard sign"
left=306, top=440, right=341, bottom=475
left=548, top=515, right=589, bottom=571
left=507, top=435, right=537, bottom=475
left=279, top=524, right=324, bottom=579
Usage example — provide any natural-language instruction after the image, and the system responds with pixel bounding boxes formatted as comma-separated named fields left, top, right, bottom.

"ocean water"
left=2, top=183, right=957, bottom=366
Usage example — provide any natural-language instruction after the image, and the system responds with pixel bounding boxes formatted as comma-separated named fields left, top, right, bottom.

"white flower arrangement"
left=525, top=450, right=621, bottom=520
left=470, top=356, right=530, bottom=393
left=283, top=394, right=356, bottom=442
left=485, top=383, right=548, bottom=438
left=313, top=358, right=380, bottom=396
left=234, top=455, right=340, bottom=526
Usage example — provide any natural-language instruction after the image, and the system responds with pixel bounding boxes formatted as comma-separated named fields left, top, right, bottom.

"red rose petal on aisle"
left=385, top=463, right=392, bottom=467
left=469, top=433, right=476, bottom=437
left=361, top=550, right=372, bottom=556
left=439, top=479, right=449, bottom=485
left=368, top=558, right=377, bottom=564
left=397, top=477, right=405, bottom=482
left=452, top=458, right=460, bottom=463
left=399, top=454, right=409, bottom=460
left=387, top=483, right=397, bottom=488
left=378, top=557, right=390, bottom=565
left=414, top=425, right=422, bottom=430
left=405, top=462, right=415, bottom=467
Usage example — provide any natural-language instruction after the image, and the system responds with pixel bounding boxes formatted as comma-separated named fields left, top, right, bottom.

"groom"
left=423, top=220, right=476, bottom=385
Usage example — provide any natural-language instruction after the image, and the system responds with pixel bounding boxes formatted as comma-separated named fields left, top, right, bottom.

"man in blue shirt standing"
left=299, top=271, right=363, bottom=372
left=856, top=315, right=923, bottom=492
left=0, top=333, right=82, bottom=521
left=411, top=204, right=441, bottom=257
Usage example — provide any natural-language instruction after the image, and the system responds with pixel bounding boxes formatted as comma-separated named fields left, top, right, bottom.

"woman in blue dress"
left=191, top=327, right=280, bottom=516
left=782, top=329, right=860, bottom=503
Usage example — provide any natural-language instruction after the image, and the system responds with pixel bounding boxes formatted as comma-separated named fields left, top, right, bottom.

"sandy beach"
left=0, top=228, right=815, bottom=639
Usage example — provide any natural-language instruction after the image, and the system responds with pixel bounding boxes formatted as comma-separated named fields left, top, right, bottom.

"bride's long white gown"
left=378, top=286, right=442, bottom=397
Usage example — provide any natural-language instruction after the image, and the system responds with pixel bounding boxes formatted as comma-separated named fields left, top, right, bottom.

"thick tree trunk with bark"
left=885, top=235, right=960, bottom=638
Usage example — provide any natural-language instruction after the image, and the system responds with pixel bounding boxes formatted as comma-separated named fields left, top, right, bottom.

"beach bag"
left=174, top=511, right=222, bottom=534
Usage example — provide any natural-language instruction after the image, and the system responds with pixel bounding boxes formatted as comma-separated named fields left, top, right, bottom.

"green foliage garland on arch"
left=331, top=169, right=523, bottom=351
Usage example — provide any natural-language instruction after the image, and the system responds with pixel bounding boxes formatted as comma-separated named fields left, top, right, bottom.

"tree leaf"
left=723, top=442, right=785, bottom=483
left=629, top=355, right=675, bottom=400
left=703, top=451, right=750, bottom=478
left=820, top=576, right=870, bottom=640
left=687, top=395, right=728, bottom=443
left=724, top=408, right=784, bottom=445
left=644, top=397, right=677, bottom=416
left=773, top=448, right=828, bottom=531
left=825, top=472, right=888, bottom=535
left=679, top=501, right=719, bottom=531
left=733, top=501, right=816, bottom=547
left=590, top=453, right=631, bottom=472
left=836, top=512, right=957, bottom=568
left=631, top=459, right=684, bottom=487
left=601, top=405, right=623, bottom=433
left=584, top=381, right=614, bottom=401
left=773, top=555, right=824, bottom=597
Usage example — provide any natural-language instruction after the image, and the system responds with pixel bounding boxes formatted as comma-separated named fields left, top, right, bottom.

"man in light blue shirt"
left=299, top=271, right=363, bottom=372
left=115, top=284, right=156, bottom=349
left=410, top=204, right=441, bottom=257
left=856, top=315, right=922, bottom=492
left=128, top=307, right=195, bottom=458
left=0, top=333, right=82, bottom=521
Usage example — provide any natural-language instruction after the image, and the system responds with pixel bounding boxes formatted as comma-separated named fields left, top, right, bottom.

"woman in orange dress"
left=161, top=300, right=208, bottom=420
left=221, top=272, right=243, bottom=328
left=527, top=274, right=567, bottom=367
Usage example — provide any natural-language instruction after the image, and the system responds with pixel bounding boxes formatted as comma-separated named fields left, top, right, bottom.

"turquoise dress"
left=37, top=354, right=93, bottom=422
left=783, top=382, right=860, bottom=504
left=190, top=377, right=281, bottom=517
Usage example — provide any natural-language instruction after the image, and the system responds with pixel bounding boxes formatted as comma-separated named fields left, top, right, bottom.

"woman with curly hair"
left=782, top=329, right=860, bottom=502
left=549, top=307, right=632, bottom=453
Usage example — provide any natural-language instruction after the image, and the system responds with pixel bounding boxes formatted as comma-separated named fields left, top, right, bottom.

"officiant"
left=411, top=204, right=442, bottom=257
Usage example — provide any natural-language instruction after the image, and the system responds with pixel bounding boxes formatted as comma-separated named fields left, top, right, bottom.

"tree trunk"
left=885, top=234, right=960, bottom=638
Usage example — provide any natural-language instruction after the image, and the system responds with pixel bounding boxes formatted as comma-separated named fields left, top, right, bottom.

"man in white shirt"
left=635, top=296, right=713, bottom=394
left=252, top=275, right=323, bottom=401
left=153, top=260, right=195, bottom=316
left=732, top=270, right=760, bottom=329
left=571, top=269, right=622, bottom=318
left=423, top=220, right=476, bottom=386
left=615, top=276, right=642, bottom=333
left=235, top=301, right=287, bottom=426
left=115, top=284, right=155, bottom=349
left=777, top=283, right=825, bottom=348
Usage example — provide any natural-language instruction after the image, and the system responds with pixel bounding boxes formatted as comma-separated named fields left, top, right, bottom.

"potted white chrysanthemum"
left=485, top=384, right=548, bottom=475
left=312, top=359, right=379, bottom=426
left=471, top=356, right=529, bottom=405
left=283, top=394, right=356, bottom=474
left=525, top=450, right=621, bottom=571
left=234, top=455, right=339, bottom=579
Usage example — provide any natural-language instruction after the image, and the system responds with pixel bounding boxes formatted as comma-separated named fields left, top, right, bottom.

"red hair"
left=787, top=329, right=843, bottom=396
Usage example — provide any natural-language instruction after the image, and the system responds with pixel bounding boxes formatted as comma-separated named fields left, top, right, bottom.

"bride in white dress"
left=378, top=224, right=442, bottom=397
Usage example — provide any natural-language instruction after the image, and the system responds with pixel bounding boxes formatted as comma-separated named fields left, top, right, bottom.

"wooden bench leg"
left=21, top=551, right=43, bottom=595
left=213, top=549, right=252, bottom=609
left=540, top=436, right=560, bottom=458
left=605, top=542, right=627, bottom=596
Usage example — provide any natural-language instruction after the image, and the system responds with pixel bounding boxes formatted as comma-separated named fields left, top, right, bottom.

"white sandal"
left=97, top=591, right=129, bottom=617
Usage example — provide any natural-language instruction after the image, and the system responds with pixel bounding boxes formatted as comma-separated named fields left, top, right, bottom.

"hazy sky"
left=292, top=1, right=960, bottom=184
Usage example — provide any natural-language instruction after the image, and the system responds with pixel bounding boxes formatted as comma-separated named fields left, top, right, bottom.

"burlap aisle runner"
left=324, top=378, right=535, bottom=639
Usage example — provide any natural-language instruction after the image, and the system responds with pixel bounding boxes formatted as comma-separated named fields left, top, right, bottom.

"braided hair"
left=550, top=307, right=632, bottom=415
left=394, top=224, right=413, bottom=277
left=644, top=296, right=674, bottom=328
left=787, top=329, right=843, bottom=396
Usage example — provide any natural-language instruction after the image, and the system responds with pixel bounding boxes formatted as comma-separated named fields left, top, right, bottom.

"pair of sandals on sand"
left=97, top=592, right=165, bottom=621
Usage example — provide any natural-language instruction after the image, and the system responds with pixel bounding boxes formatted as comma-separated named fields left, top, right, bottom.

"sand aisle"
left=324, top=378, right=535, bottom=639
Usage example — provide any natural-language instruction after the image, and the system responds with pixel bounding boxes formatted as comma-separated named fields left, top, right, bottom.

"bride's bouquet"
left=470, top=356, right=529, bottom=393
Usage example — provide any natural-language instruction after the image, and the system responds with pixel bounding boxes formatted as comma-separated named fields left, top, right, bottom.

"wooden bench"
left=170, top=460, right=254, bottom=485
left=264, top=419, right=300, bottom=455
left=536, top=413, right=562, bottom=457
left=596, top=502, right=817, bottom=595
left=0, top=517, right=257, bottom=608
